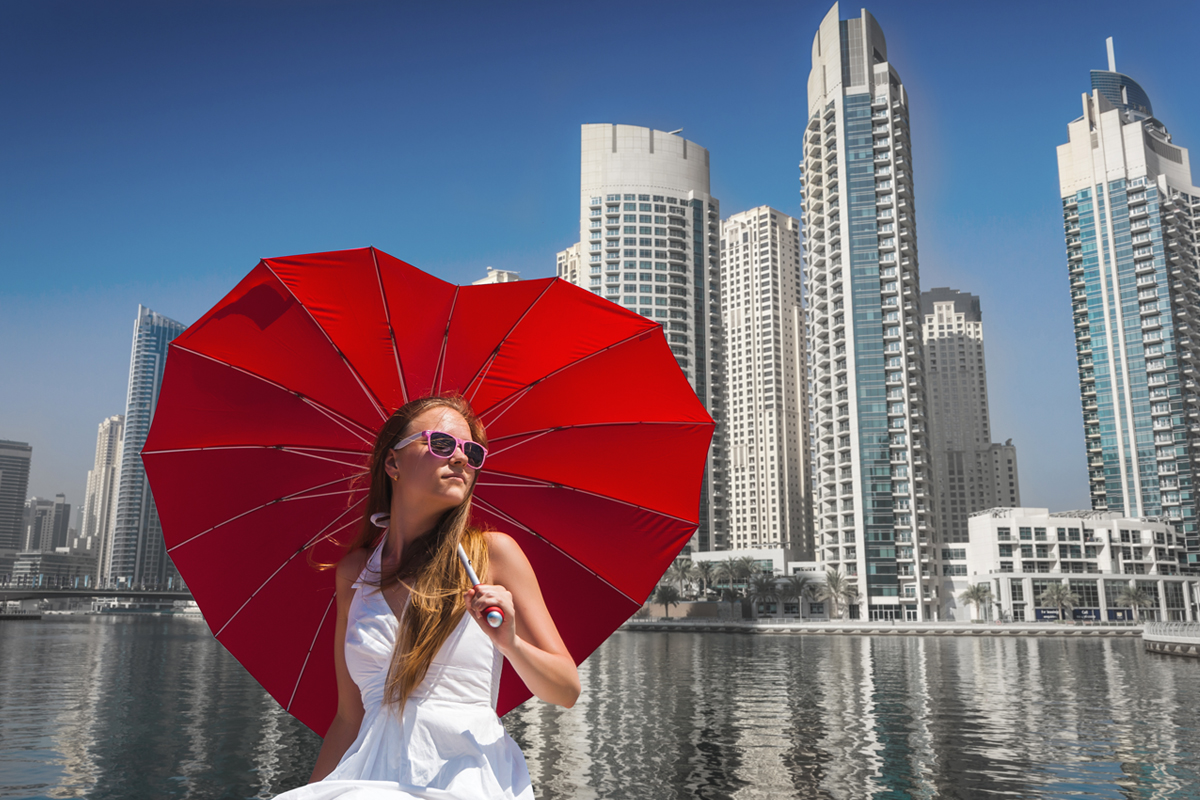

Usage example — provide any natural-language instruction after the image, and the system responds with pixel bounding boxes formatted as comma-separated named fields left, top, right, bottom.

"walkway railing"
left=1143, top=621, right=1200, bottom=644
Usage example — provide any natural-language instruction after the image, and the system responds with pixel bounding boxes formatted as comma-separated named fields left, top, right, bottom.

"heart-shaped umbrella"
left=142, top=247, right=713, bottom=734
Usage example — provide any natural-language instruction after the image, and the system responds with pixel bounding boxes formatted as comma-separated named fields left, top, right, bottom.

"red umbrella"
left=142, top=247, right=713, bottom=735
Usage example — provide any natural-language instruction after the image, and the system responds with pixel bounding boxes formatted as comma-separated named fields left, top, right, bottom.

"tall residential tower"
left=81, top=415, right=123, bottom=575
left=921, top=287, right=1020, bottom=544
left=1057, top=40, right=1200, bottom=567
left=0, top=440, right=32, bottom=553
left=560, top=124, right=727, bottom=551
left=803, top=4, right=939, bottom=619
left=107, top=305, right=186, bottom=587
left=720, top=206, right=812, bottom=555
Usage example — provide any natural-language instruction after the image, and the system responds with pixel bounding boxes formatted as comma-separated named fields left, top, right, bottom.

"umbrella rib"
left=142, top=444, right=368, bottom=470
left=287, top=590, right=337, bottom=713
left=372, top=247, right=409, bottom=405
left=167, top=476, right=368, bottom=553
left=434, top=285, right=459, bottom=396
left=471, top=496, right=639, bottom=606
left=478, top=468, right=699, bottom=527
left=463, top=280, right=557, bottom=405
left=214, top=508, right=362, bottom=638
left=261, top=260, right=389, bottom=423
left=475, top=326, right=654, bottom=426
left=172, top=344, right=377, bottom=446
left=487, top=420, right=700, bottom=449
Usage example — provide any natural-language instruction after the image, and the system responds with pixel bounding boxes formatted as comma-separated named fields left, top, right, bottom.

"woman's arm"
left=308, top=552, right=368, bottom=782
left=465, top=532, right=581, bottom=709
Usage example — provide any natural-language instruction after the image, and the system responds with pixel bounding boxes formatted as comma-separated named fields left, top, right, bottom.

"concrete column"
left=1097, top=578, right=1109, bottom=619
left=1157, top=580, right=1170, bottom=622
left=1185, top=581, right=1195, bottom=622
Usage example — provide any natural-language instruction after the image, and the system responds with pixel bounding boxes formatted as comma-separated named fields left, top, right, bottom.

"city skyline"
left=4, top=1, right=1200, bottom=523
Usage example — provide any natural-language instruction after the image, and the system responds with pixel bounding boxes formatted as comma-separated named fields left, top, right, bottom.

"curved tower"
left=1057, top=39, right=1200, bottom=568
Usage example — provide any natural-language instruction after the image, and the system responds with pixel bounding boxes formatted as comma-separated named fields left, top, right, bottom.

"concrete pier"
left=1143, top=622, right=1200, bottom=657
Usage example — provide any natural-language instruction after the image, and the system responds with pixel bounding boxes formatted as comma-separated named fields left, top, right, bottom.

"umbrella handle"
left=456, top=544, right=505, bottom=628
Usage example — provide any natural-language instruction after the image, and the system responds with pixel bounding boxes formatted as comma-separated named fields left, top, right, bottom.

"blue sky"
left=4, top=0, right=1200, bottom=523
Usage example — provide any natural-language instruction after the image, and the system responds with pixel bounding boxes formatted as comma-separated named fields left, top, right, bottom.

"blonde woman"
left=276, top=395, right=579, bottom=799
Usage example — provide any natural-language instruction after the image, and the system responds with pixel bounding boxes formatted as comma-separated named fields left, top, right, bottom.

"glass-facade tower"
left=107, top=305, right=187, bottom=587
left=803, top=4, right=939, bottom=619
left=1057, top=40, right=1200, bottom=567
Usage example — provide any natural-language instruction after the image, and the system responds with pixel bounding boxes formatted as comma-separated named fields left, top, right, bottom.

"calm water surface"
left=1, top=616, right=1198, bottom=799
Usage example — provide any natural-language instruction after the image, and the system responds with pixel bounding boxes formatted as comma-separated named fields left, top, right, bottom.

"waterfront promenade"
left=623, top=618, right=1145, bottom=637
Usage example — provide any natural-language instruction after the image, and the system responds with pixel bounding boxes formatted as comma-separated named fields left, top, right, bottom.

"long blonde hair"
left=346, top=394, right=490, bottom=708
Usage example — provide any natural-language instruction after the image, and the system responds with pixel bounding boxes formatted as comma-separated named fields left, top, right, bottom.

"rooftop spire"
left=1106, top=37, right=1116, bottom=72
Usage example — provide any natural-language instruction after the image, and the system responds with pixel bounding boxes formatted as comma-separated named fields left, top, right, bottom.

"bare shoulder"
left=336, top=547, right=370, bottom=587
left=484, top=530, right=527, bottom=565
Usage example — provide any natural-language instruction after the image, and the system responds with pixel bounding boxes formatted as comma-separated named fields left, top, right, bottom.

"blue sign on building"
left=1073, top=608, right=1101, bottom=621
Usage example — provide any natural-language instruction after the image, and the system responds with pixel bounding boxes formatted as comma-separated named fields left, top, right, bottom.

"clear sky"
left=4, top=0, right=1200, bottom=526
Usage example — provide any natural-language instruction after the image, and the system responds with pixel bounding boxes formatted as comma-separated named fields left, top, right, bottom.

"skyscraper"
left=803, top=4, right=939, bottom=620
left=921, top=288, right=1021, bottom=542
left=81, top=415, right=123, bottom=573
left=22, top=494, right=70, bottom=552
left=1057, top=39, right=1200, bottom=566
left=107, top=305, right=187, bottom=587
left=0, top=440, right=33, bottom=552
left=561, top=124, right=727, bottom=551
left=720, top=206, right=812, bottom=556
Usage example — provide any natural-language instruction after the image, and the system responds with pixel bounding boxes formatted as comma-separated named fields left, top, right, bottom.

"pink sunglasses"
left=393, top=430, right=487, bottom=469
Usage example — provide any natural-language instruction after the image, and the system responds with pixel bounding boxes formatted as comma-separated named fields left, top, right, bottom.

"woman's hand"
left=475, top=532, right=580, bottom=709
left=464, top=582, right=517, bottom=652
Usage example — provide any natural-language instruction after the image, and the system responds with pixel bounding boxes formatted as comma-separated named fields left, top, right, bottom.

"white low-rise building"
left=949, top=508, right=1200, bottom=622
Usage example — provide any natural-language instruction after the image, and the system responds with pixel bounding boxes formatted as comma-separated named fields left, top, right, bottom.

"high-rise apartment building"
left=22, top=494, right=70, bottom=552
left=1057, top=39, right=1200, bottom=566
left=720, top=206, right=812, bottom=556
left=555, top=242, right=582, bottom=286
left=81, top=415, right=123, bottom=572
left=0, top=440, right=32, bottom=552
left=108, top=305, right=187, bottom=587
left=922, top=288, right=1020, bottom=542
left=803, top=4, right=939, bottom=620
left=560, top=124, right=727, bottom=551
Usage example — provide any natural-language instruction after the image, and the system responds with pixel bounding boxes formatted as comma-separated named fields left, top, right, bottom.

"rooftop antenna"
left=667, top=129, right=683, bottom=135
left=1106, top=37, right=1116, bottom=72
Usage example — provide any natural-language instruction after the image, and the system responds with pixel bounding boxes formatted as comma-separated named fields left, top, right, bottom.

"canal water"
left=2, top=616, right=1198, bottom=799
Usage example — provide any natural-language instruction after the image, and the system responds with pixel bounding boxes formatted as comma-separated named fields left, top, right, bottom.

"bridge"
left=0, top=587, right=193, bottom=603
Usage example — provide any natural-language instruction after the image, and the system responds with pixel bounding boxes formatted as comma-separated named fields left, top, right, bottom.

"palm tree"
left=715, top=559, right=740, bottom=617
left=819, top=569, right=856, bottom=620
left=1115, top=584, right=1154, bottom=623
left=779, top=574, right=813, bottom=618
left=1038, top=582, right=1080, bottom=622
left=694, top=561, right=716, bottom=598
left=749, top=574, right=779, bottom=619
left=733, top=556, right=758, bottom=594
left=959, top=583, right=993, bottom=622
left=666, top=559, right=695, bottom=598
left=654, top=583, right=681, bottom=618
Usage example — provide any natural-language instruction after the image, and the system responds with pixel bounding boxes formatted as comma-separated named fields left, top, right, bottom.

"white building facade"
left=562, top=123, right=727, bottom=551
left=82, top=414, right=123, bottom=576
left=473, top=267, right=520, bottom=285
left=803, top=4, right=938, bottom=620
left=922, top=288, right=1021, bottom=542
left=952, top=508, right=1200, bottom=622
left=720, top=207, right=812, bottom=556
left=1057, top=40, right=1200, bottom=567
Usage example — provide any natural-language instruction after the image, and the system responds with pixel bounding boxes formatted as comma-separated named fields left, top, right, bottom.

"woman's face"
left=385, top=407, right=479, bottom=516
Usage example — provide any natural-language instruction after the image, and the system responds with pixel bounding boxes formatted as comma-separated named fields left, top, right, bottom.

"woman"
left=277, top=395, right=580, bottom=799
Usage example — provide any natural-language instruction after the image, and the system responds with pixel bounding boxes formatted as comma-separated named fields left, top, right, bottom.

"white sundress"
left=274, top=538, right=533, bottom=799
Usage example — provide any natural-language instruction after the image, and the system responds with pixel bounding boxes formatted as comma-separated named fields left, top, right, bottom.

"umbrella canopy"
left=142, top=247, right=713, bottom=735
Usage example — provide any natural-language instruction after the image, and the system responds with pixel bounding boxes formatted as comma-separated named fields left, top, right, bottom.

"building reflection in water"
left=5, top=619, right=1200, bottom=799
